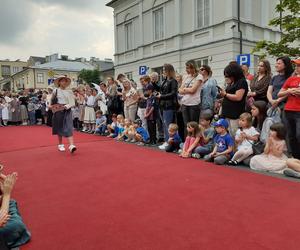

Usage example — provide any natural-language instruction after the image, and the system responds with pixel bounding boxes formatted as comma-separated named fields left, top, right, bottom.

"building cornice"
left=106, top=0, right=120, bottom=7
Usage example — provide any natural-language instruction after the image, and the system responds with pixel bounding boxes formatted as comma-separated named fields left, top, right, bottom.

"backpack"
left=260, top=107, right=281, bottom=143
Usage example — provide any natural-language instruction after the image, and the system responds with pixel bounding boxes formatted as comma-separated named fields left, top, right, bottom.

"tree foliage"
left=78, top=69, right=100, bottom=84
left=252, top=0, right=300, bottom=57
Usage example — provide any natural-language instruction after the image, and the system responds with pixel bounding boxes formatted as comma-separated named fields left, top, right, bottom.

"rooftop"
left=33, top=60, right=95, bottom=71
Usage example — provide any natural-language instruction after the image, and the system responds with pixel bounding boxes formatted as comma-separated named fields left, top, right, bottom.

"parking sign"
left=236, top=54, right=251, bottom=66
left=139, top=66, right=147, bottom=75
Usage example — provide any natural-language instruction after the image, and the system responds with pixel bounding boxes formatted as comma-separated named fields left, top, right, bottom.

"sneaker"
left=130, top=139, right=137, bottom=143
left=283, top=169, right=300, bottom=178
left=137, top=142, right=145, bottom=146
left=69, top=145, right=77, bottom=154
left=58, top=144, right=65, bottom=152
left=191, top=153, right=201, bottom=159
left=158, top=142, right=168, bottom=150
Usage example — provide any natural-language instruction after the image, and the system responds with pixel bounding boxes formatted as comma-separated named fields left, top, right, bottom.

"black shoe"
left=228, top=160, right=238, bottom=166
left=157, top=138, right=164, bottom=143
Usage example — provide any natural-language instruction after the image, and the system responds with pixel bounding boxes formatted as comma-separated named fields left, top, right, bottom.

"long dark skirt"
left=52, top=109, right=73, bottom=137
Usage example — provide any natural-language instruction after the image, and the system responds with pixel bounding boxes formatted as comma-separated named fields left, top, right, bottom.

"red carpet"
left=1, top=126, right=300, bottom=250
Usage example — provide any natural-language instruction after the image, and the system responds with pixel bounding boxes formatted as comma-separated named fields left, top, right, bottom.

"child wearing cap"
left=204, top=118, right=234, bottom=165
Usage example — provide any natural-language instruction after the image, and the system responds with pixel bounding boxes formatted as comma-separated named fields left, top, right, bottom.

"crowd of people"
left=0, top=56, right=299, bottom=248
left=1, top=56, right=300, bottom=179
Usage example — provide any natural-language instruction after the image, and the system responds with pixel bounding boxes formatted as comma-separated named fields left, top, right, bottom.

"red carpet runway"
left=1, top=126, right=300, bottom=250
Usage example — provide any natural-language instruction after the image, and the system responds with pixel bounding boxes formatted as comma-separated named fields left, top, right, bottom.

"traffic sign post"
left=139, top=66, right=147, bottom=75
left=236, top=54, right=251, bottom=66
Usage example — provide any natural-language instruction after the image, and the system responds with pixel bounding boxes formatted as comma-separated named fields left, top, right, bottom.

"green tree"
left=252, top=0, right=300, bottom=57
left=78, top=69, right=100, bottom=84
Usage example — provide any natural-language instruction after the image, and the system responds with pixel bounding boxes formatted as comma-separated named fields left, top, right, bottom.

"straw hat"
left=53, top=75, right=71, bottom=87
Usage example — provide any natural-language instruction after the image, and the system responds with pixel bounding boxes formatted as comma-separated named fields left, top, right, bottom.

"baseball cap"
left=212, top=118, right=229, bottom=128
left=292, top=58, right=300, bottom=65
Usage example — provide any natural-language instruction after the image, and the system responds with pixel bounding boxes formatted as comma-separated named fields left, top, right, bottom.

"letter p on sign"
left=236, top=54, right=251, bottom=67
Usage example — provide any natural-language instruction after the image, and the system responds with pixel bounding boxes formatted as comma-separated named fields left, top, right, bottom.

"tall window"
left=1, top=65, right=10, bottom=76
left=125, top=22, right=133, bottom=51
left=153, top=8, right=164, bottom=40
left=125, top=72, right=133, bottom=80
left=195, top=57, right=209, bottom=69
left=37, top=73, right=44, bottom=84
left=197, top=0, right=210, bottom=28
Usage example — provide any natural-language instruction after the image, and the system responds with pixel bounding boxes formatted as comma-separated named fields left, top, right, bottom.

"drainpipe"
left=237, top=0, right=243, bottom=54
left=33, top=68, right=36, bottom=89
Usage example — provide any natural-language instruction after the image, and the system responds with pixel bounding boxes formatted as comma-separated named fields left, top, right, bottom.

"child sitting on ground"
left=94, top=110, right=107, bottom=135
left=250, top=123, right=288, bottom=174
left=127, top=119, right=149, bottom=145
left=180, top=121, right=202, bottom=158
left=165, top=123, right=182, bottom=153
left=117, top=118, right=131, bottom=141
left=228, top=112, right=260, bottom=165
left=113, top=114, right=125, bottom=139
left=107, top=114, right=117, bottom=137
left=204, top=118, right=234, bottom=165
left=192, top=112, right=215, bottom=158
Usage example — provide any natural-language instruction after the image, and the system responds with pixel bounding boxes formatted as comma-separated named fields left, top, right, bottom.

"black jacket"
left=159, top=78, right=178, bottom=110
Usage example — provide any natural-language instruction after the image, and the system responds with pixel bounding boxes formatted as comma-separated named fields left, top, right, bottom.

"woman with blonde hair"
left=178, top=60, right=203, bottom=135
left=122, top=79, right=138, bottom=122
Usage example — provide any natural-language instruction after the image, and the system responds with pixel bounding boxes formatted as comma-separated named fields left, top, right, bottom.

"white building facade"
left=106, top=0, right=281, bottom=83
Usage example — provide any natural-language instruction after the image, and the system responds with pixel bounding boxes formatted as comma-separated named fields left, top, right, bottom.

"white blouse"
left=181, top=74, right=203, bottom=106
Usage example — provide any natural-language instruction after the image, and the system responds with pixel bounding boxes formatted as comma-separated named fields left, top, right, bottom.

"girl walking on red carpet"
left=50, top=76, right=77, bottom=153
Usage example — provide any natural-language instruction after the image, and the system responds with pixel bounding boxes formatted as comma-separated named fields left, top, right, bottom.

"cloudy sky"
left=0, top=0, right=114, bottom=61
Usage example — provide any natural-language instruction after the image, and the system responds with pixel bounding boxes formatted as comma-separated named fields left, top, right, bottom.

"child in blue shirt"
left=204, top=118, right=234, bottom=165
left=132, top=119, right=149, bottom=146
left=94, top=110, right=107, bottom=135
left=165, top=123, right=182, bottom=153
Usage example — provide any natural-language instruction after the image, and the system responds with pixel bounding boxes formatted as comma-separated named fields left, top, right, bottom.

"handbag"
left=251, top=141, right=265, bottom=155
left=51, top=89, right=58, bottom=105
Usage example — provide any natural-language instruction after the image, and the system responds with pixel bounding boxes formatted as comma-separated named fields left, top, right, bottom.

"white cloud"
left=0, top=0, right=114, bottom=61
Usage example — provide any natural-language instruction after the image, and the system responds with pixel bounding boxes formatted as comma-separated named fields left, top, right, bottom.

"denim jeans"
left=95, top=125, right=107, bottom=134
left=284, top=111, right=300, bottom=159
left=194, top=145, right=213, bottom=156
left=28, top=111, right=36, bottom=125
left=162, top=109, right=175, bottom=141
